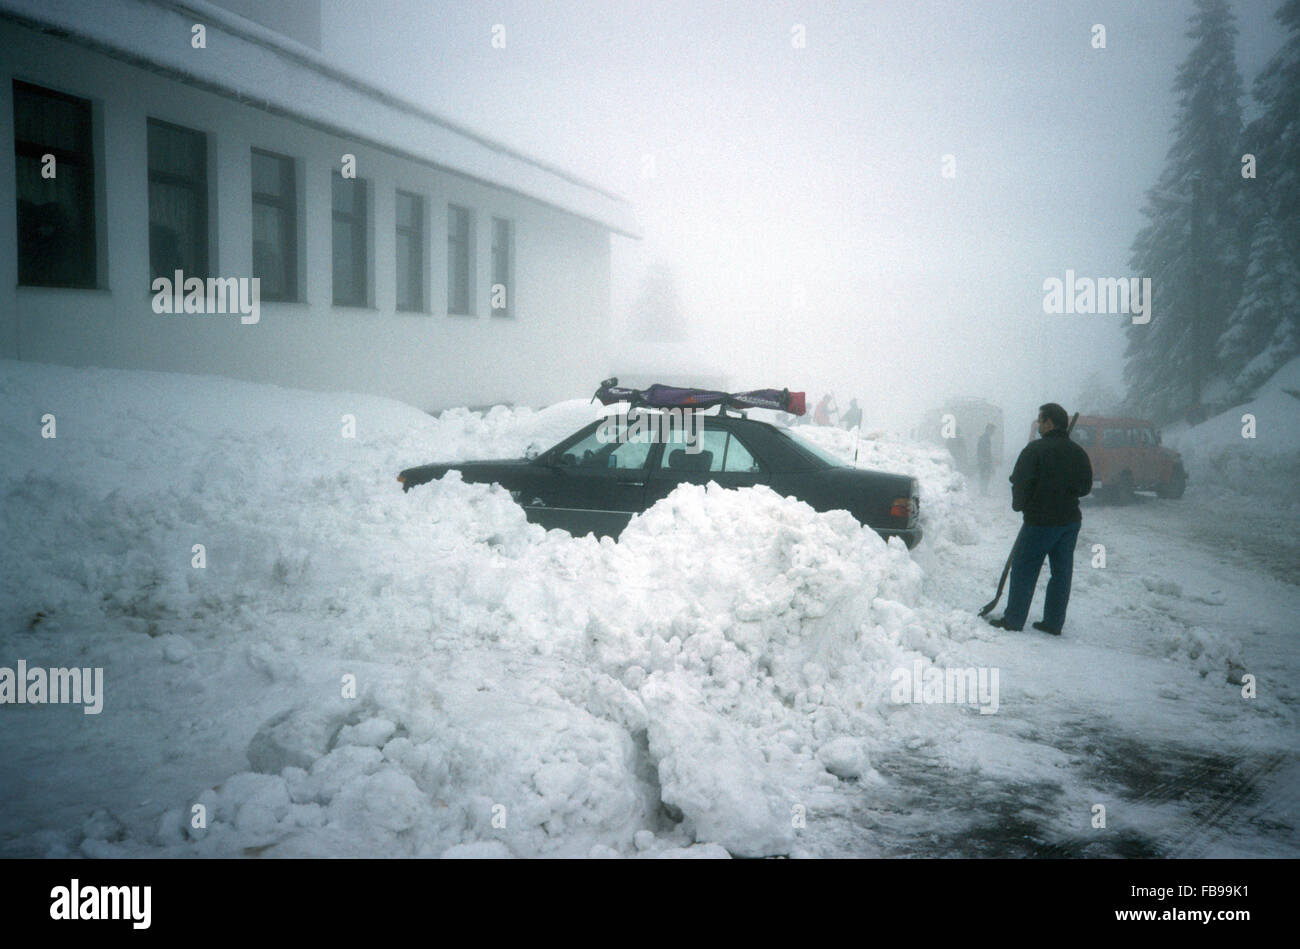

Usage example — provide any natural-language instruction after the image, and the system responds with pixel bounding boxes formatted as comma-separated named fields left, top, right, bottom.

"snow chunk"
left=817, top=737, right=869, bottom=779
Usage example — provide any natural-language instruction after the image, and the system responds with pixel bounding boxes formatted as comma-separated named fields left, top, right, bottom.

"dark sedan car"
left=398, top=410, right=923, bottom=548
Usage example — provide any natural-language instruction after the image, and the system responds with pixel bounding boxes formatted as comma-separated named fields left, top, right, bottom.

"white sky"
left=323, top=0, right=1285, bottom=429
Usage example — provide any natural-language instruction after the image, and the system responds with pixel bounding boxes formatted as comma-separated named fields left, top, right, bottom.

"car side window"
left=659, top=428, right=725, bottom=473
left=720, top=431, right=760, bottom=472
left=556, top=427, right=652, bottom=470
left=655, top=429, right=763, bottom=474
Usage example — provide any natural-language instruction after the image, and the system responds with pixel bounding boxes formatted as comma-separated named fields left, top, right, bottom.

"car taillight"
left=890, top=497, right=914, bottom=519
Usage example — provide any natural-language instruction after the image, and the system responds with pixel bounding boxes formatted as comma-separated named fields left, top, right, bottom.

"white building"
left=0, top=0, right=639, bottom=409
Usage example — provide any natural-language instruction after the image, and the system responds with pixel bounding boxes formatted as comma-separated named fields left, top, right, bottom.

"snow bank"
left=138, top=477, right=961, bottom=858
left=1, top=360, right=967, bottom=858
left=1163, top=356, right=1300, bottom=505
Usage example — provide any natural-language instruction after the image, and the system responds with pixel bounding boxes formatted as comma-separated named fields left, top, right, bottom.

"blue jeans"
left=1003, top=522, right=1081, bottom=631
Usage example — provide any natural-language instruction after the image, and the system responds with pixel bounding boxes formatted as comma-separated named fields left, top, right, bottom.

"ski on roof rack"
left=592, top=378, right=806, bottom=416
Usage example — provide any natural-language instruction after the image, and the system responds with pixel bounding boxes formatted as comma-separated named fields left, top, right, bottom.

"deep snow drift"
left=1, top=360, right=1294, bottom=858
left=1163, top=355, right=1300, bottom=506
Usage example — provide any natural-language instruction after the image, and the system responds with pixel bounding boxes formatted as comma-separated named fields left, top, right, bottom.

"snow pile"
left=139, top=479, right=957, bottom=858
left=1, top=360, right=968, bottom=858
left=1163, top=356, right=1300, bottom=504
left=424, top=399, right=605, bottom=461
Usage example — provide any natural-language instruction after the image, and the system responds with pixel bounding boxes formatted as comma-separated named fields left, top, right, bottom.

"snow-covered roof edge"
left=0, top=0, right=642, bottom=238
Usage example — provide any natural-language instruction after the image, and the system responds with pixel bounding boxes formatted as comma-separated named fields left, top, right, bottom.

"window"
left=395, top=191, right=424, bottom=312
left=718, top=432, right=759, bottom=472
left=148, top=119, right=208, bottom=283
left=777, top=428, right=843, bottom=468
left=491, top=216, right=512, bottom=316
left=1102, top=428, right=1126, bottom=448
left=13, top=81, right=97, bottom=288
left=251, top=149, right=297, bottom=301
left=447, top=203, right=473, bottom=314
left=1070, top=426, right=1095, bottom=447
left=658, top=428, right=760, bottom=473
left=554, top=425, right=651, bottom=470
left=332, top=173, right=368, bottom=306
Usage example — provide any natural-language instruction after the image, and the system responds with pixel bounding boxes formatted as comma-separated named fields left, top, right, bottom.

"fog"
left=325, top=0, right=1285, bottom=431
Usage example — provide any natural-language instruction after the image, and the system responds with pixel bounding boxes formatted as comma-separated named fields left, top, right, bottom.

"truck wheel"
left=1115, top=470, right=1135, bottom=504
left=1156, top=465, right=1186, bottom=499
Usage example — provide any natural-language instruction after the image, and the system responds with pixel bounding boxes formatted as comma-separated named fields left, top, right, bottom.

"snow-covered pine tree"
left=1073, top=370, right=1123, bottom=417
left=1245, top=0, right=1300, bottom=264
left=1125, top=0, right=1246, bottom=423
left=1218, top=213, right=1300, bottom=401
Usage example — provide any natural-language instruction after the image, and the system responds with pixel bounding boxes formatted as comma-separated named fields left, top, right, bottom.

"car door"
left=643, top=421, right=768, bottom=508
left=526, top=422, right=652, bottom=537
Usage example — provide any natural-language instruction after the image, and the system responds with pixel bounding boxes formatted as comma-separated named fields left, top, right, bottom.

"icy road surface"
left=0, top=361, right=1295, bottom=858
left=803, top=491, right=1299, bottom=858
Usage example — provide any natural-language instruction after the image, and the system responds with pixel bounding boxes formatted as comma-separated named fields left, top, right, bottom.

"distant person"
left=813, top=394, right=836, bottom=426
left=976, top=423, right=996, bottom=496
left=841, top=399, right=863, bottom=430
left=989, top=403, right=1093, bottom=636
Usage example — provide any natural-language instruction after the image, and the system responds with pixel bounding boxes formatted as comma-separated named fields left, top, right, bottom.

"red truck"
left=1029, top=415, right=1187, bottom=500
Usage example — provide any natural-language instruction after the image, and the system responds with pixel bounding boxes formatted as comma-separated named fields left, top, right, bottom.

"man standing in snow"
left=841, top=398, right=863, bottom=430
left=976, top=423, right=996, bottom=496
left=989, top=403, right=1092, bottom=635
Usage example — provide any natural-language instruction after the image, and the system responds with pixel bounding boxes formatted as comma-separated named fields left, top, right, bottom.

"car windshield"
left=776, top=428, right=844, bottom=468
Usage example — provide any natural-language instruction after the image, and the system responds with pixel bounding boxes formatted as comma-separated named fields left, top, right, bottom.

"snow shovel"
left=977, top=412, right=1077, bottom=617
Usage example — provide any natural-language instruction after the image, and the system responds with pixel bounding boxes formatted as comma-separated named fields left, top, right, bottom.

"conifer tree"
left=1125, top=0, right=1245, bottom=422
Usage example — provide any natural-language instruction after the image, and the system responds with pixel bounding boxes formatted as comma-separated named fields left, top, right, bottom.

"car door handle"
left=617, top=479, right=645, bottom=487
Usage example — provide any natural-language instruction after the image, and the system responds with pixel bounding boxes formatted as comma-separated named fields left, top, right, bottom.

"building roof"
left=0, top=0, right=641, bottom=238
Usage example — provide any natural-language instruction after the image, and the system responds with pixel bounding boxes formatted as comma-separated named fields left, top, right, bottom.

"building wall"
left=0, top=18, right=613, bottom=410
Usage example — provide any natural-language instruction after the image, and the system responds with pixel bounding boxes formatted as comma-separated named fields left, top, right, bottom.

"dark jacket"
left=1009, top=429, right=1093, bottom=525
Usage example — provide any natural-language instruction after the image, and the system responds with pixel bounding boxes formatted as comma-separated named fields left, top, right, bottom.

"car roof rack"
left=591, top=378, right=805, bottom=417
